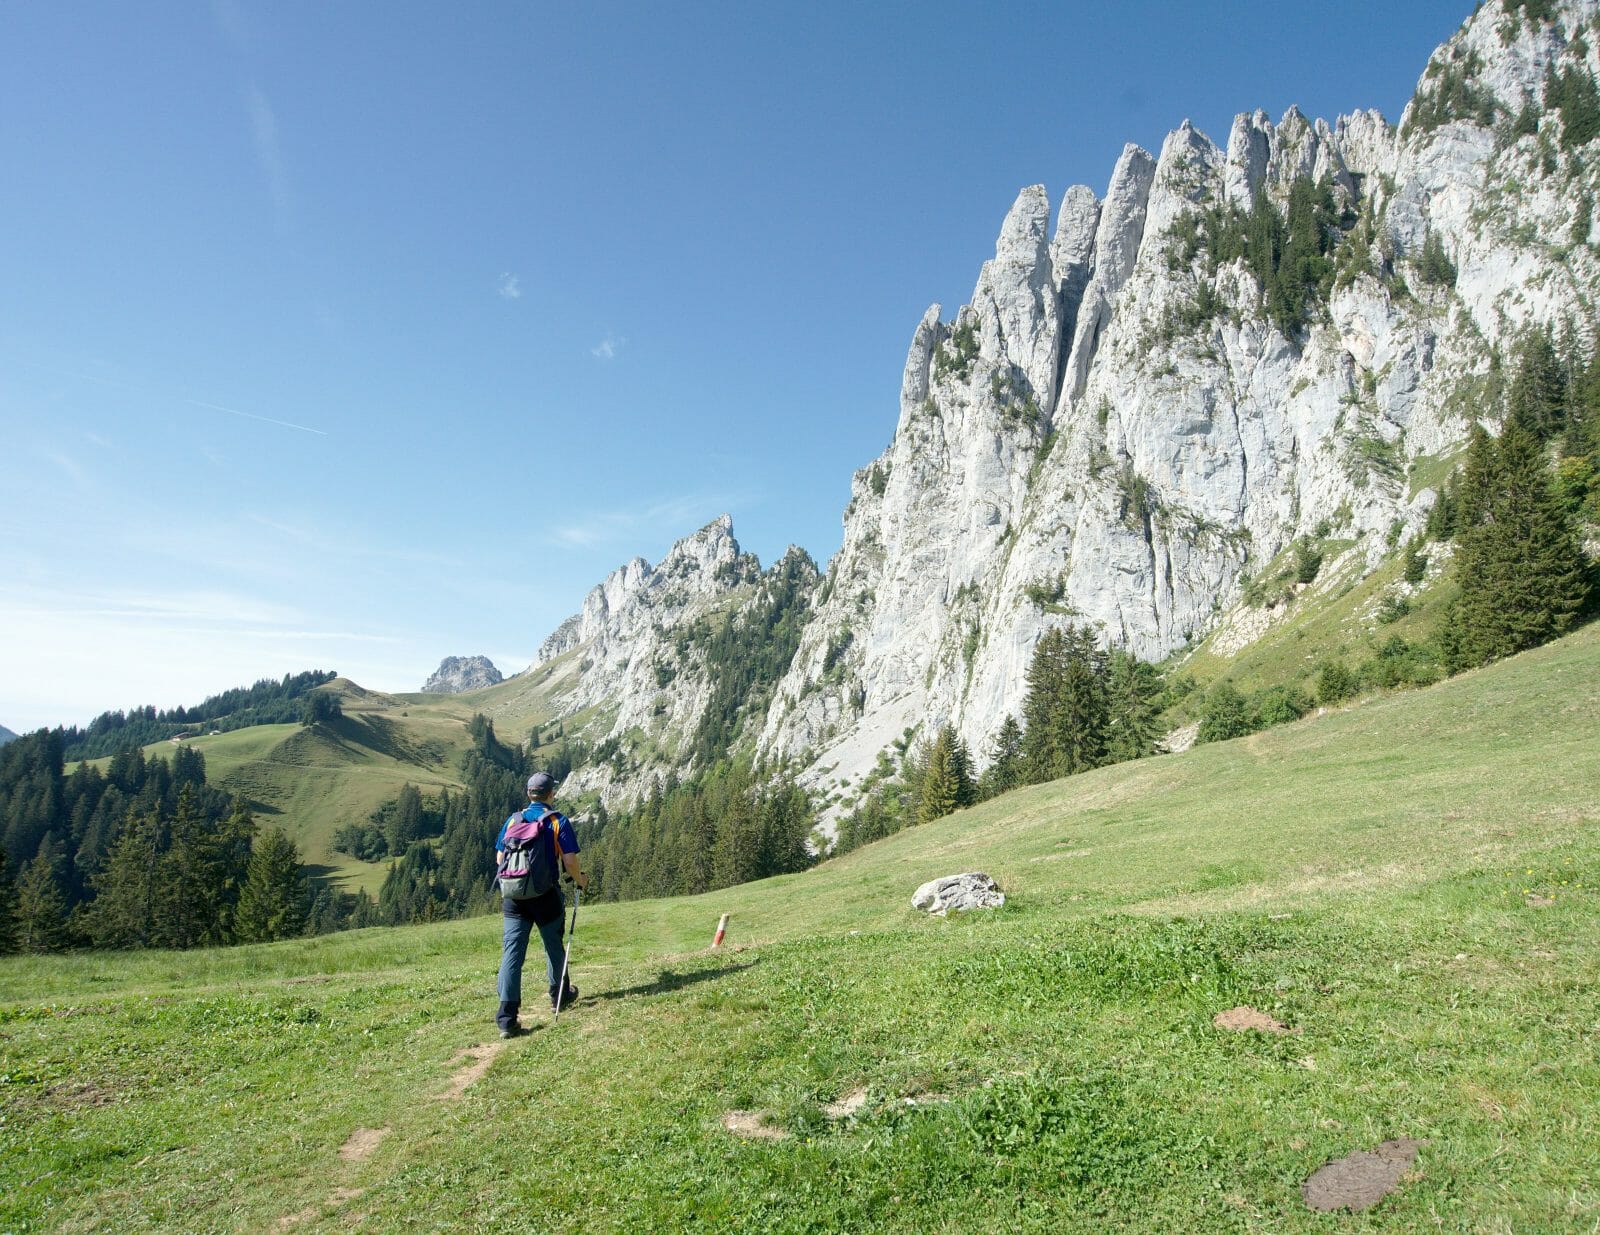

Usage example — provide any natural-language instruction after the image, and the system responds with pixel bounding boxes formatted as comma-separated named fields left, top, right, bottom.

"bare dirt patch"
left=1526, top=893, right=1555, bottom=907
left=1213, top=1006, right=1299, bottom=1035
left=721, top=1110, right=787, bottom=1140
left=41, top=1081, right=118, bottom=1109
left=435, top=1042, right=504, bottom=1100
left=823, top=1087, right=869, bottom=1120
left=1302, top=1138, right=1424, bottom=1212
left=272, top=1186, right=368, bottom=1230
left=337, top=1126, right=390, bottom=1163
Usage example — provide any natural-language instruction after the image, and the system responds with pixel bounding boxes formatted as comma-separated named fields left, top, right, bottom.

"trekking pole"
left=553, top=884, right=580, bottom=1023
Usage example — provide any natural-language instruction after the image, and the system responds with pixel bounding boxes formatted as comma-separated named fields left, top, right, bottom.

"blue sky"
left=0, top=0, right=1474, bottom=733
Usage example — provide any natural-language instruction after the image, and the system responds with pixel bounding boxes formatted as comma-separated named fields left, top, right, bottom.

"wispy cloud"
left=245, top=83, right=292, bottom=232
left=552, top=494, right=739, bottom=548
left=591, top=332, right=626, bottom=360
left=44, top=450, right=88, bottom=487
left=498, top=272, right=522, bottom=300
left=189, top=398, right=325, bottom=436
left=84, top=431, right=113, bottom=449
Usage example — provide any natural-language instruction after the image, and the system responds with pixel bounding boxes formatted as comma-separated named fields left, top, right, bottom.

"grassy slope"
left=3, top=623, right=1597, bottom=1231
left=83, top=674, right=570, bottom=894
left=1178, top=543, right=1456, bottom=698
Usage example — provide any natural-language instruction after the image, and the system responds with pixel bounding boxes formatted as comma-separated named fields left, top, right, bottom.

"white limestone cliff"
left=517, top=0, right=1600, bottom=818
left=751, top=0, right=1600, bottom=816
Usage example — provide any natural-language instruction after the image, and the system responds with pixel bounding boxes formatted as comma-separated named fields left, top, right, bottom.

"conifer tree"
left=1052, top=627, right=1108, bottom=776
left=235, top=827, right=309, bottom=942
left=82, top=810, right=164, bottom=948
left=1506, top=330, right=1567, bottom=442
left=155, top=787, right=245, bottom=948
left=979, top=716, right=1025, bottom=800
left=1442, top=420, right=1589, bottom=668
left=1021, top=628, right=1068, bottom=780
left=1452, top=423, right=1500, bottom=535
left=917, top=726, right=973, bottom=824
left=0, top=845, right=16, bottom=954
left=1402, top=536, right=1429, bottom=584
left=1104, top=652, right=1162, bottom=763
left=15, top=838, right=70, bottom=952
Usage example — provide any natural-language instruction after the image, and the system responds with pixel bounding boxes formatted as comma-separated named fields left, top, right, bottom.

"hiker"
left=495, top=771, right=588, bottom=1038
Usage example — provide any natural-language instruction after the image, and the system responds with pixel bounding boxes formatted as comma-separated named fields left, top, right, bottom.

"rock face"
left=421, top=656, right=503, bottom=694
left=522, top=0, right=1600, bottom=813
left=911, top=872, right=1006, bottom=915
left=749, top=0, right=1600, bottom=810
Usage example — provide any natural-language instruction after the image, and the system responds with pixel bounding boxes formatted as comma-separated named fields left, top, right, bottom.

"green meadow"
left=7, top=623, right=1597, bottom=1232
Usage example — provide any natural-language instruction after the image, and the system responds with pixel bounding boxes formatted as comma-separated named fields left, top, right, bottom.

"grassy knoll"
left=4, top=624, right=1597, bottom=1232
left=82, top=680, right=511, bottom=893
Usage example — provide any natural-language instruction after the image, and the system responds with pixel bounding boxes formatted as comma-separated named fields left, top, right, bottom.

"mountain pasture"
left=4, top=625, right=1597, bottom=1231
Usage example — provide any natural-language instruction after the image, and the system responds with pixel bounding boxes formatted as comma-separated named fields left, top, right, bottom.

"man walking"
left=495, top=771, right=588, bottom=1038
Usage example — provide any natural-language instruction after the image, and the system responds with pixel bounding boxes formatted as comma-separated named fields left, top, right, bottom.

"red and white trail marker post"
left=712, top=913, right=731, bottom=949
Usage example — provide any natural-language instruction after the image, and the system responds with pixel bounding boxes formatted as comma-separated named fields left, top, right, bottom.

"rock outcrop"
left=421, top=656, right=503, bottom=694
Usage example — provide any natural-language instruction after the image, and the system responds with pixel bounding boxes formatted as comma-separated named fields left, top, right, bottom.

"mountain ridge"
left=435, top=0, right=1600, bottom=813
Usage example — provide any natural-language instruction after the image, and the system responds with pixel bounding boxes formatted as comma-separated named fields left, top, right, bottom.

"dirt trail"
left=275, top=1038, right=506, bottom=1229
left=436, top=1041, right=505, bottom=1100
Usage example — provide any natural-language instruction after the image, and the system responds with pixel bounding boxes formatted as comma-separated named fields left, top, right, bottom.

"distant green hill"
left=85, top=669, right=579, bottom=893
left=6, top=622, right=1596, bottom=1231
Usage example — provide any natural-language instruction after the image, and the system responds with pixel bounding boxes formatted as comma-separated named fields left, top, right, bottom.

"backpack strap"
left=528, top=804, right=564, bottom=866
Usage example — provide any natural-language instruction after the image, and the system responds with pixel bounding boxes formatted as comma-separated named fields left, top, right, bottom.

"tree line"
left=57, top=670, right=338, bottom=760
left=0, top=731, right=310, bottom=953
left=582, top=760, right=815, bottom=902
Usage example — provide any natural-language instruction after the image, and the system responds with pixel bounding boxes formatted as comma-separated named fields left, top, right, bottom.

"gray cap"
left=527, top=772, right=556, bottom=796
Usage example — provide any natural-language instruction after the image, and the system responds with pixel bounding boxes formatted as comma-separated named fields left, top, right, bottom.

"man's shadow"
left=588, top=960, right=759, bottom=1003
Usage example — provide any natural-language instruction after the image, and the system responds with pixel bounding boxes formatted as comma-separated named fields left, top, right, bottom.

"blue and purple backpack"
left=497, top=806, right=561, bottom=899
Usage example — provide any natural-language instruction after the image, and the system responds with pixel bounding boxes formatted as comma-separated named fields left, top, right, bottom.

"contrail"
left=4, top=357, right=330, bottom=437
left=187, top=399, right=327, bottom=436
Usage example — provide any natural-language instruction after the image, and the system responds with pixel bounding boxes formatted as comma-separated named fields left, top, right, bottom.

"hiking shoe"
left=551, top=985, right=579, bottom=1012
left=499, top=1023, right=527, bottom=1040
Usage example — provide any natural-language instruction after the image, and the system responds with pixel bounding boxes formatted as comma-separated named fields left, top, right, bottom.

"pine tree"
left=15, top=838, right=70, bottom=952
left=82, top=810, right=164, bottom=948
left=1021, top=629, right=1067, bottom=781
left=0, top=845, right=16, bottom=953
left=1442, top=420, right=1589, bottom=668
left=235, top=827, right=309, bottom=942
left=1104, top=652, right=1161, bottom=763
left=154, top=787, right=244, bottom=948
left=1506, top=330, right=1567, bottom=443
left=1052, top=626, right=1108, bottom=775
left=1452, top=423, right=1500, bottom=536
left=1402, top=537, right=1429, bottom=584
left=978, top=716, right=1024, bottom=800
left=918, top=726, right=972, bottom=824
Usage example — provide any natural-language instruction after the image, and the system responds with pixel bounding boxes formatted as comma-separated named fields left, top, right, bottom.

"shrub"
left=1314, top=660, right=1358, bottom=705
left=1253, top=684, right=1311, bottom=728
left=1197, top=684, right=1254, bottom=744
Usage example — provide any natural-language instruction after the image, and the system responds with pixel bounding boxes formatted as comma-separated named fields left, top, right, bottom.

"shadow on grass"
left=589, top=960, right=759, bottom=1004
